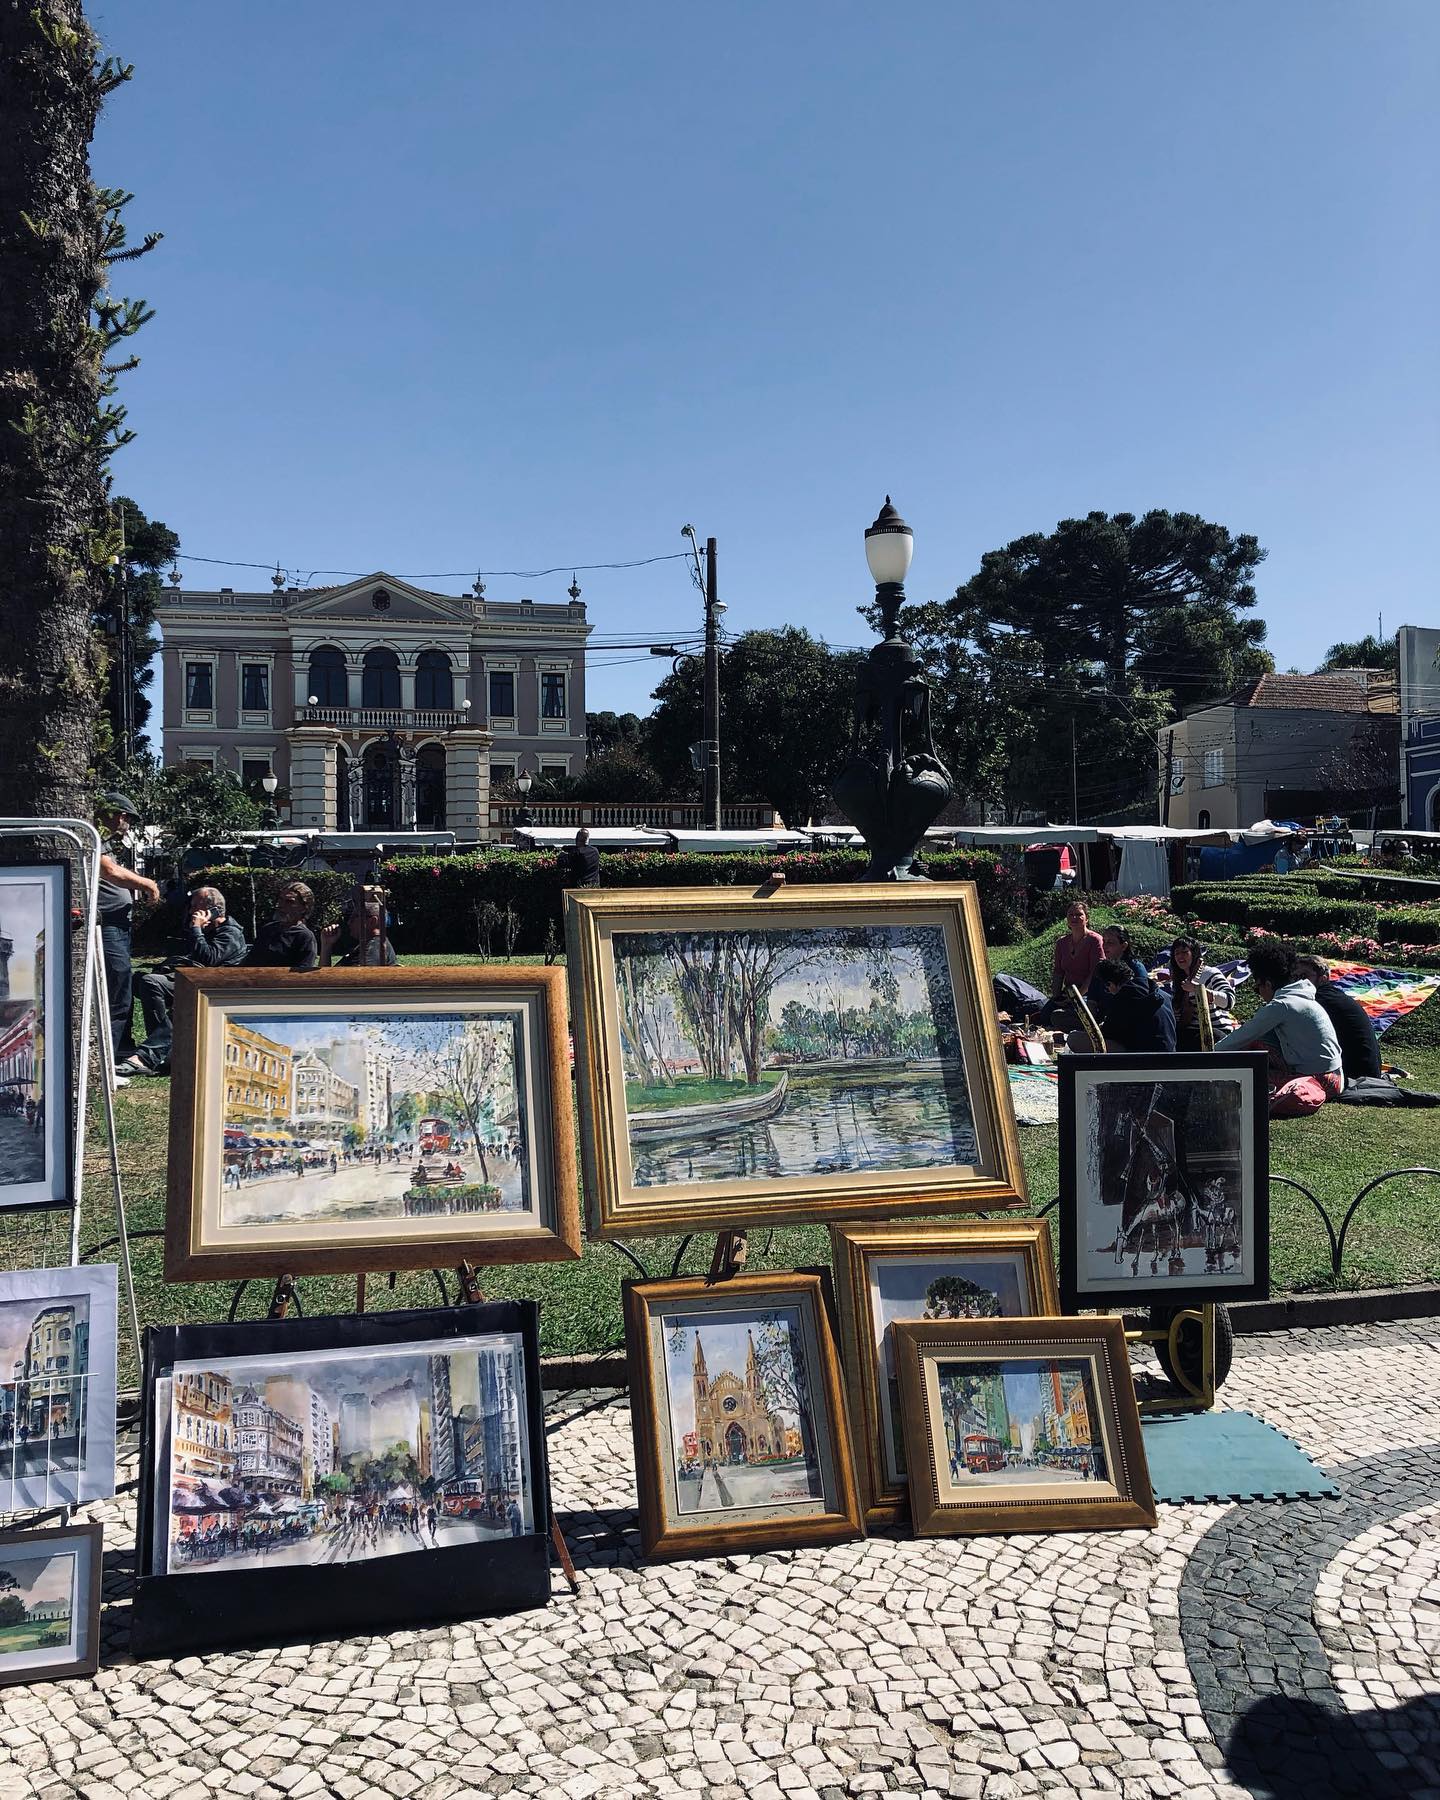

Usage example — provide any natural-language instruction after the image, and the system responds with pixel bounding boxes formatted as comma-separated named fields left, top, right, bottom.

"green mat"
left=1139, top=1408, right=1339, bottom=1504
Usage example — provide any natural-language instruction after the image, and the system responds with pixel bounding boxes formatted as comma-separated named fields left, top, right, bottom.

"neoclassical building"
left=157, top=571, right=591, bottom=834
left=691, top=1331, right=789, bottom=1466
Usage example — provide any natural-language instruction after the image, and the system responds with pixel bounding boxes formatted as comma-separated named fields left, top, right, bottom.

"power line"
left=174, top=550, right=693, bottom=582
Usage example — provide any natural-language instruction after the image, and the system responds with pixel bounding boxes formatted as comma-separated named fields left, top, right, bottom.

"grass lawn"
left=43, top=948, right=1440, bottom=1380
left=626, top=1071, right=784, bottom=1111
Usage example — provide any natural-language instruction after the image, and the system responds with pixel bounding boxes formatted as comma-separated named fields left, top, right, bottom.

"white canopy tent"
left=664, top=828, right=809, bottom=852
left=512, top=825, right=668, bottom=850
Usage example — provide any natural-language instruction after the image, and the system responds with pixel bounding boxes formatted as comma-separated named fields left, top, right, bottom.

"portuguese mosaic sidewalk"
left=3, top=1320, right=1439, bottom=1800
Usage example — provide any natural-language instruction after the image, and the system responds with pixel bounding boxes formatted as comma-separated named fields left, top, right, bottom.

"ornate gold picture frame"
left=894, top=1316, right=1155, bottom=1537
left=566, top=883, right=1026, bottom=1238
left=830, top=1219, right=1059, bottom=1522
left=624, top=1271, right=864, bottom=1560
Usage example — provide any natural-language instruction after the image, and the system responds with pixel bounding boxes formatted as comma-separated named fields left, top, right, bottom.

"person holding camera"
left=118, top=884, right=247, bottom=1077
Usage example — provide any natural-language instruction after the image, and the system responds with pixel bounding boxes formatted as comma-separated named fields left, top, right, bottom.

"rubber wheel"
left=1148, top=1302, right=1234, bottom=1391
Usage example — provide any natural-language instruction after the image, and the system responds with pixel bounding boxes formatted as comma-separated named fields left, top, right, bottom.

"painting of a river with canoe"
left=612, top=923, right=977, bottom=1187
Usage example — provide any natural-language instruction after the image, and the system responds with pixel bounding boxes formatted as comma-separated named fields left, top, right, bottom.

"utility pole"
left=1070, top=714, right=1079, bottom=827
left=703, top=536, right=721, bottom=831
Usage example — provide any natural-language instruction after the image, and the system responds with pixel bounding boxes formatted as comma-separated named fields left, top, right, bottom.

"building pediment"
left=287, top=573, right=476, bottom=626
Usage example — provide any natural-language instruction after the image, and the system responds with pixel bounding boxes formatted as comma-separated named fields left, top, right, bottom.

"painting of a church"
left=690, top=1332, right=788, bottom=1466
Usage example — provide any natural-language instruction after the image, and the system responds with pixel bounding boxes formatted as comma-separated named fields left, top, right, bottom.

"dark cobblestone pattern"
left=1181, top=1446, right=1440, bottom=1800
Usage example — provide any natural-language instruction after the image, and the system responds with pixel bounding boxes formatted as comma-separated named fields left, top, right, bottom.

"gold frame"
left=566, top=882, right=1027, bottom=1238
left=893, top=1316, right=1156, bottom=1537
left=831, top=1219, right=1060, bottom=1522
left=624, top=1271, right=864, bottom=1560
left=165, top=966, right=582, bottom=1280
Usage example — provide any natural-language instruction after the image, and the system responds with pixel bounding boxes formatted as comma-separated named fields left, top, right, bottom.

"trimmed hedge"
left=184, top=846, right=1024, bottom=956
left=1171, top=876, right=1440, bottom=947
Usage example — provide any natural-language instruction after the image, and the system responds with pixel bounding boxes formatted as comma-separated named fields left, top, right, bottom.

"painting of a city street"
left=613, top=923, right=976, bottom=1189
left=164, top=1333, right=533, bottom=1576
left=936, top=1357, right=1108, bottom=1489
left=0, top=1268, right=116, bottom=1512
left=215, top=1009, right=536, bottom=1236
left=0, top=866, right=66, bottom=1209
left=661, top=1306, right=825, bottom=1517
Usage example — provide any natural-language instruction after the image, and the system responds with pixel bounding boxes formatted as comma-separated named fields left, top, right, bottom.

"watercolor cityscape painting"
left=936, top=1358, right=1108, bottom=1488
left=0, top=870, right=60, bottom=1205
left=165, top=1333, right=532, bottom=1575
left=216, top=1011, right=535, bottom=1234
left=0, top=1279, right=108, bottom=1513
left=612, top=923, right=976, bottom=1189
left=660, top=1307, right=824, bottom=1516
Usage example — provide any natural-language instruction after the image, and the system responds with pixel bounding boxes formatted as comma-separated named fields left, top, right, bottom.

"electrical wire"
left=174, top=551, right=694, bottom=581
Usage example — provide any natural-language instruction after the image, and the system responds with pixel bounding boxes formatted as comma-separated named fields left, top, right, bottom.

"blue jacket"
left=1100, top=981, right=1176, bottom=1053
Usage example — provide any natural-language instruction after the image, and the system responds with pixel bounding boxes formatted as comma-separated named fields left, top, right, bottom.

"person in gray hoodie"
left=1215, top=941, right=1343, bottom=1117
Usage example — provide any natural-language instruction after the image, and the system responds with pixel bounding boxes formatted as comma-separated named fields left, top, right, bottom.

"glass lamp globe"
left=864, top=496, right=914, bottom=587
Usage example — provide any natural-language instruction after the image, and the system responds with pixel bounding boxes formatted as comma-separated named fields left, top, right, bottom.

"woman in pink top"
left=1051, top=901, right=1104, bottom=997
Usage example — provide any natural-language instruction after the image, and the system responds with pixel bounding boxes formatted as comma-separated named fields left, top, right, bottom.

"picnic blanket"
left=1007, top=1063, right=1059, bottom=1126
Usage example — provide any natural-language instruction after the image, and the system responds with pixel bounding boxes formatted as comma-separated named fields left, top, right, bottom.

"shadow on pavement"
left=1229, top=1691, right=1440, bottom=1799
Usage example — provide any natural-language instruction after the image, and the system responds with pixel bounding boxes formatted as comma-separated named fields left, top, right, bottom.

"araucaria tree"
left=0, top=4, right=159, bottom=815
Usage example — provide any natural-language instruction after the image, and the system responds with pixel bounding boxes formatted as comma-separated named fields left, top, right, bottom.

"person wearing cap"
left=95, top=793, right=160, bottom=1062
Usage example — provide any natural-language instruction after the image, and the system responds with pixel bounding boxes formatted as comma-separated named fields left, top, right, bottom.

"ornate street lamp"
left=514, top=767, right=535, bottom=829
left=259, top=771, right=279, bottom=830
left=831, top=498, right=954, bottom=880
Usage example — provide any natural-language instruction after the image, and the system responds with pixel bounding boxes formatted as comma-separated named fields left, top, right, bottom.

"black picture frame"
left=132, top=1300, right=551, bottom=1657
left=0, top=860, right=73, bottom=1215
left=1058, top=1051, right=1270, bottom=1311
left=0, top=1520, right=102, bottom=1686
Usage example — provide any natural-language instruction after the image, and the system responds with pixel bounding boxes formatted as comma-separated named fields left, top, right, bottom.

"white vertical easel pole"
left=91, top=938, right=142, bottom=1376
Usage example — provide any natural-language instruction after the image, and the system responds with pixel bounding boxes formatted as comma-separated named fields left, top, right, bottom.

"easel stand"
left=1127, top=1303, right=1220, bottom=1415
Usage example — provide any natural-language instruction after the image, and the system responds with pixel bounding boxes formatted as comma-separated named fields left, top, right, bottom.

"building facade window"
left=241, top=757, right=272, bottom=793
left=540, top=672, right=567, bottom=719
left=307, top=646, right=347, bottom=708
left=1197, top=809, right=1211, bottom=829
left=490, top=761, right=515, bottom=789
left=362, top=647, right=401, bottom=709
left=185, top=662, right=214, bottom=710
left=416, top=649, right=453, bottom=710
left=540, top=762, right=568, bottom=782
left=241, top=663, right=270, bottom=711
left=1202, top=749, right=1224, bottom=788
left=417, top=745, right=446, bottom=827
left=489, top=671, right=515, bottom=719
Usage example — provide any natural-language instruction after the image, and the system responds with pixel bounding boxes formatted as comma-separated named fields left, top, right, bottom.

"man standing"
left=1293, top=954, right=1382, bottom=1082
left=1216, top=942, right=1343, bottom=1117
left=95, top=793, right=160, bottom=1063
left=559, top=827, right=601, bottom=888
left=118, top=885, right=247, bottom=1076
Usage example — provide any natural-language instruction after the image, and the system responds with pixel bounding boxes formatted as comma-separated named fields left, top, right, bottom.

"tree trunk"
left=0, top=3, right=104, bottom=818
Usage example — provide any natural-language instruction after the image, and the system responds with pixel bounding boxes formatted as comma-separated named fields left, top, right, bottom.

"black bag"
left=1334, top=1076, right=1440, bottom=1108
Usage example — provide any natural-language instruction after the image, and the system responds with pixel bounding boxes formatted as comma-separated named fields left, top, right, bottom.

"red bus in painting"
left=962, top=1433, right=1006, bottom=1474
left=419, top=1116, right=452, bottom=1153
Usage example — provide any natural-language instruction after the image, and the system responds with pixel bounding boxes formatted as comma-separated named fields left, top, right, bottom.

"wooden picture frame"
left=894, top=1316, right=1156, bottom=1537
left=165, top=966, right=581, bottom=1281
left=624, top=1272, right=864, bottom=1559
left=830, top=1219, right=1060, bottom=1522
left=1058, top=1051, right=1270, bottom=1311
left=0, top=861, right=72, bottom=1213
left=0, top=1520, right=103, bottom=1686
left=132, top=1301, right=551, bottom=1656
left=567, top=883, right=1026, bottom=1238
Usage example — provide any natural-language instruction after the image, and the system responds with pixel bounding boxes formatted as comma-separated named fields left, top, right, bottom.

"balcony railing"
left=297, top=705, right=467, bottom=732
left=487, top=800, right=782, bottom=832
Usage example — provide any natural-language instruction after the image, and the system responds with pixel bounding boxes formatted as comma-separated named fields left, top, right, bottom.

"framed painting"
left=0, top=1265, right=117, bottom=1512
left=830, top=1219, right=1059, bottom=1521
left=893, top=1316, right=1156, bottom=1536
left=132, top=1299, right=551, bottom=1656
left=1058, top=1052, right=1270, bottom=1311
left=624, top=1272, right=863, bottom=1559
left=567, top=883, right=1026, bottom=1237
left=0, top=1521, right=103, bottom=1687
left=0, top=862, right=71, bottom=1212
left=164, top=966, right=581, bottom=1280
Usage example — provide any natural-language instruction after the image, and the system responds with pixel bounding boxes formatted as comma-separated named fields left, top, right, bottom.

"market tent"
left=925, top=825, right=1102, bottom=846
left=664, top=829, right=809, bottom=852
left=512, top=826, right=668, bottom=849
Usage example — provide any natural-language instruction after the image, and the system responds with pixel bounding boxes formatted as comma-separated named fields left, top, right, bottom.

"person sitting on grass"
left=244, top=881, right=319, bottom=971
left=1293, top=953, right=1382, bottom=1083
left=1083, top=958, right=1176, bottom=1054
left=118, top=885, right=247, bottom=1077
left=1168, top=935, right=1237, bottom=1051
left=320, top=901, right=398, bottom=967
left=1215, top=941, right=1343, bottom=1117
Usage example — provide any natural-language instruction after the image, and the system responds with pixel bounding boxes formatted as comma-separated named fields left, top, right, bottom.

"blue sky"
left=92, top=2, right=1439, bottom=727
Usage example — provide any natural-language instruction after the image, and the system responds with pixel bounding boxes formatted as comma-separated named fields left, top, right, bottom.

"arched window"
left=415, top=649, right=453, bottom=710
left=1197, top=809, right=1211, bottom=829
left=362, top=647, right=401, bottom=709
left=307, top=645, right=347, bottom=708
left=417, top=745, right=446, bottom=828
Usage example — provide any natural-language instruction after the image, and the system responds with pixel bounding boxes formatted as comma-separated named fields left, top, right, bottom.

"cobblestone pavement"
left=2, top=1321, right=1438, bottom=1800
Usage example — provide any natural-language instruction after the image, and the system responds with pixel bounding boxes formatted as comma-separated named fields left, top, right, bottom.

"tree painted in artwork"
left=750, top=1312, right=815, bottom=1466
left=922, top=1276, right=1001, bottom=1320
left=427, top=1021, right=517, bottom=1186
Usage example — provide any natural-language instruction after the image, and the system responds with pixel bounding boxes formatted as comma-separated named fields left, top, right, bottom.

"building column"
left=400, top=663, right=416, bottom=712
left=347, top=663, right=363, bottom=711
left=287, top=726, right=343, bottom=829
left=443, top=728, right=492, bottom=841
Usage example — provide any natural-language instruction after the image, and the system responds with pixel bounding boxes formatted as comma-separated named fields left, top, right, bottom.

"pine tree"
left=0, top=3, right=159, bottom=816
